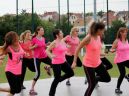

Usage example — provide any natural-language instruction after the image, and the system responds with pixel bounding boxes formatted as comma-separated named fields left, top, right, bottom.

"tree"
left=55, top=15, right=73, bottom=37
left=0, top=11, right=55, bottom=44
left=97, top=10, right=105, bottom=18
left=0, top=15, right=16, bottom=44
left=104, top=20, right=126, bottom=44
left=86, top=12, right=93, bottom=16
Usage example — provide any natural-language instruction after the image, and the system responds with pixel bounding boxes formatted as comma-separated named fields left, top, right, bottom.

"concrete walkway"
left=0, top=77, right=129, bottom=96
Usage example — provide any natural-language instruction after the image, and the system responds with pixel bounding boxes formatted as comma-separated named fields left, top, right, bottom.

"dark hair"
left=3, top=31, right=19, bottom=51
left=116, top=27, right=128, bottom=41
left=53, top=29, right=61, bottom=39
left=90, top=22, right=105, bottom=36
left=32, top=26, right=43, bottom=38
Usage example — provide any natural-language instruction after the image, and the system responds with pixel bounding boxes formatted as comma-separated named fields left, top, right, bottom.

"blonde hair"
left=19, top=32, right=25, bottom=41
left=20, top=30, right=31, bottom=42
left=70, top=27, right=79, bottom=36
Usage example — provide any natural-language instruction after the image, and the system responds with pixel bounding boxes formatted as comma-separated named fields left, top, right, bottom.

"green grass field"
left=0, top=53, right=129, bottom=83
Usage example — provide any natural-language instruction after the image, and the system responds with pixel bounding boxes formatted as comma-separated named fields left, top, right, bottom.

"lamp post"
left=93, top=0, right=97, bottom=21
left=84, top=0, right=86, bottom=33
left=16, top=0, right=19, bottom=33
left=58, top=0, right=61, bottom=28
left=107, top=0, right=109, bottom=30
left=67, top=0, right=70, bottom=32
left=32, top=0, right=34, bottom=33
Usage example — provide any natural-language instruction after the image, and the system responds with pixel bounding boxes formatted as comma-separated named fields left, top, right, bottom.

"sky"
left=0, top=0, right=128, bottom=16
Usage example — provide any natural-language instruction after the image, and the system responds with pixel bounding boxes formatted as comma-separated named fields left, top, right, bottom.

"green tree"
left=86, top=12, right=93, bottom=16
left=55, top=15, right=73, bottom=37
left=41, top=20, right=55, bottom=41
left=0, top=11, right=55, bottom=44
left=97, top=10, right=105, bottom=18
left=104, top=20, right=126, bottom=44
left=0, top=15, right=16, bottom=45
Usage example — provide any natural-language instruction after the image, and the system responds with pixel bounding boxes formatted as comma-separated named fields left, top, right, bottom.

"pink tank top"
left=65, top=35, right=80, bottom=55
left=20, top=40, right=33, bottom=58
left=83, top=36, right=102, bottom=68
left=52, top=40, right=67, bottom=64
left=32, top=37, right=47, bottom=58
left=114, top=39, right=129, bottom=64
left=5, top=45, right=25, bottom=75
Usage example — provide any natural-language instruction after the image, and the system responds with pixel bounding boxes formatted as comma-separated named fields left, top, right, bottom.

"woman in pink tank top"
left=46, top=29, right=74, bottom=96
left=110, top=27, right=129, bottom=94
left=64, top=27, right=84, bottom=86
left=0, top=31, right=25, bottom=96
left=72, top=22, right=111, bottom=96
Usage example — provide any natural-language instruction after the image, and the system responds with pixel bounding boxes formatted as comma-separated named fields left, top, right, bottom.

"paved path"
left=0, top=77, right=129, bottom=96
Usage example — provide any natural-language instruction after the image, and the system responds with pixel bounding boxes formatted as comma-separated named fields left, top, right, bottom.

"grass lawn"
left=0, top=53, right=129, bottom=83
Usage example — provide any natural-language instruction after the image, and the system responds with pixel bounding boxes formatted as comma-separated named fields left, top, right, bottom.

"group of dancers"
left=0, top=22, right=129, bottom=96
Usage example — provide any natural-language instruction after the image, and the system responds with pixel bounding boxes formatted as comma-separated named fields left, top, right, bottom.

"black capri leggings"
left=49, top=62, right=74, bottom=95
left=21, top=58, right=36, bottom=86
left=116, top=60, right=129, bottom=89
left=33, top=57, right=52, bottom=81
left=65, top=55, right=82, bottom=67
left=83, top=63, right=111, bottom=96
left=101, top=57, right=113, bottom=70
left=6, top=72, right=22, bottom=95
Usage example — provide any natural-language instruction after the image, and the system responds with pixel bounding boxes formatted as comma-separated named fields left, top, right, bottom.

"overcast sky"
left=0, top=0, right=128, bottom=16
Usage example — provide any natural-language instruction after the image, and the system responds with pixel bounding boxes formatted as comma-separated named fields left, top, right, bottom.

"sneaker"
left=29, top=90, right=38, bottom=95
left=115, top=88, right=123, bottom=94
left=21, top=85, right=26, bottom=90
left=85, top=79, right=88, bottom=84
left=66, top=80, right=71, bottom=86
left=49, top=94, right=55, bottom=96
left=95, top=83, right=100, bottom=88
left=125, top=75, right=129, bottom=82
left=49, top=93, right=55, bottom=96
left=44, top=66, right=52, bottom=76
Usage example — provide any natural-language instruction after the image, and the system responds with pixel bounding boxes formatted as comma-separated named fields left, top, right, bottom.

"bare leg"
left=30, top=80, right=36, bottom=91
left=29, top=80, right=37, bottom=95
left=7, top=93, right=13, bottom=96
left=0, top=87, right=10, bottom=93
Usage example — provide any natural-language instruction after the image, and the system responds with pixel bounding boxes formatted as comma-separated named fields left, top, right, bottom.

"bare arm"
left=62, top=36, right=67, bottom=42
left=46, top=41, right=56, bottom=59
left=72, top=35, right=91, bottom=68
left=0, top=54, right=6, bottom=64
left=0, top=46, right=7, bottom=64
left=30, top=44, right=38, bottom=50
left=110, top=39, right=118, bottom=53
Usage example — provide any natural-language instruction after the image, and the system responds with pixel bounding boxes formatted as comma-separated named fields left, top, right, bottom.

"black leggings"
left=33, top=57, right=52, bottom=81
left=65, top=55, right=82, bottom=67
left=83, top=63, right=111, bottom=96
left=117, top=60, right=129, bottom=89
left=49, top=62, right=74, bottom=95
left=101, top=57, right=113, bottom=70
left=6, top=72, right=21, bottom=95
left=21, top=58, right=36, bottom=86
